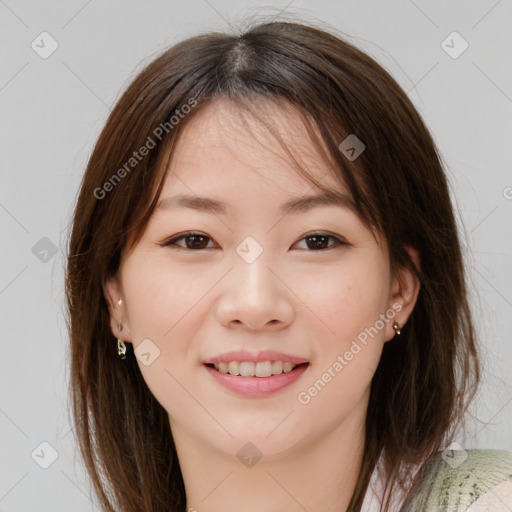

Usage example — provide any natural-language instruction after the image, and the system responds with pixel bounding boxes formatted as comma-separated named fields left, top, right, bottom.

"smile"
left=203, top=362, right=310, bottom=397
left=208, top=360, right=299, bottom=377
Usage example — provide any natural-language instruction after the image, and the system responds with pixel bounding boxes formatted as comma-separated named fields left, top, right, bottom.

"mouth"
left=203, top=361, right=310, bottom=397
left=204, top=361, right=309, bottom=378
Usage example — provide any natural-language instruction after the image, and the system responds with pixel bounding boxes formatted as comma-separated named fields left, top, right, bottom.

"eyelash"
left=160, top=231, right=347, bottom=251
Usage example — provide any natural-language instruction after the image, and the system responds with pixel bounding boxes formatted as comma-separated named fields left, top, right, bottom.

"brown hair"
left=65, top=17, right=480, bottom=511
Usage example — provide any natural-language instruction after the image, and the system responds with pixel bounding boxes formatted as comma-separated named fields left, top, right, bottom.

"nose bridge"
left=233, top=234, right=277, bottom=299
left=216, top=234, right=294, bottom=330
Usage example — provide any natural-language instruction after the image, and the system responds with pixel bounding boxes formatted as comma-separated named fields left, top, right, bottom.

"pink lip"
left=203, top=350, right=309, bottom=365
left=204, top=363, right=309, bottom=397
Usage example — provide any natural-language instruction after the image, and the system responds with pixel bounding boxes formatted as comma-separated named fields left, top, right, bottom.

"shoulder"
left=400, top=449, right=512, bottom=511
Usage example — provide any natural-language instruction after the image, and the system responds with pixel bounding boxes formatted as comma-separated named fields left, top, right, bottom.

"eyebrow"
left=155, top=190, right=357, bottom=216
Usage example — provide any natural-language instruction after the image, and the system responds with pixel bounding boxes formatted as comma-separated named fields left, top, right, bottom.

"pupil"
left=188, top=235, right=207, bottom=249
left=307, top=235, right=329, bottom=250
left=184, top=235, right=330, bottom=250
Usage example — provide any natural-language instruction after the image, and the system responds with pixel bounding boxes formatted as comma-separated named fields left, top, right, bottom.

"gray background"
left=1, top=0, right=511, bottom=510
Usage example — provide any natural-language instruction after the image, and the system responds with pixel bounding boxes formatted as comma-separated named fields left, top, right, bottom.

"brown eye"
left=162, top=232, right=215, bottom=250
left=295, top=232, right=346, bottom=251
left=161, top=231, right=347, bottom=251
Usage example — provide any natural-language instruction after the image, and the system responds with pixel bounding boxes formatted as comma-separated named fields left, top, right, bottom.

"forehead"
left=162, top=97, right=343, bottom=196
left=124, top=98, right=385, bottom=254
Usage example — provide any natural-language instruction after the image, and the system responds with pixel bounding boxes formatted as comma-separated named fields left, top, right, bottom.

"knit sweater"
left=361, top=449, right=512, bottom=511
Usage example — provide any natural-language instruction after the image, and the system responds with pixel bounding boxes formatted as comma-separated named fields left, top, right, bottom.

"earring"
left=117, top=321, right=126, bottom=359
left=393, top=322, right=401, bottom=336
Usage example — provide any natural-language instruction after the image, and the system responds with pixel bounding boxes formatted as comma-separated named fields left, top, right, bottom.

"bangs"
left=122, top=93, right=384, bottom=259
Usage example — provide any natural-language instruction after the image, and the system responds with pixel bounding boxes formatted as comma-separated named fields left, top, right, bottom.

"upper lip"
left=203, top=350, right=309, bottom=365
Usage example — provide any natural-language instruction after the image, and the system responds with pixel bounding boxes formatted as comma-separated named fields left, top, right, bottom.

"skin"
left=105, top=98, right=420, bottom=512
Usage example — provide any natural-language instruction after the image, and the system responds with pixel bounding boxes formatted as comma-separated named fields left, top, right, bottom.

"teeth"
left=283, top=362, right=295, bottom=373
left=210, top=360, right=301, bottom=377
left=255, top=361, right=272, bottom=377
left=228, top=361, right=240, bottom=376
left=272, top=360, right=283, bottom=374
left=239, top=362, right=254, bottom=376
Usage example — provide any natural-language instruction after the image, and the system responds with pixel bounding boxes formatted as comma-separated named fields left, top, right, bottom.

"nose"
left=215, top=252, right=295, bottom=332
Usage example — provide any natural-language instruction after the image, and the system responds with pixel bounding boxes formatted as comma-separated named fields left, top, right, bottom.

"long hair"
left=65, top=18, right=480, bottom=511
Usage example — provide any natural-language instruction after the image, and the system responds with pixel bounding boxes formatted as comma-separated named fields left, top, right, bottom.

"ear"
left=385, top=246, right=421, bottom=342
left=104, top=276, right=133, bottom=343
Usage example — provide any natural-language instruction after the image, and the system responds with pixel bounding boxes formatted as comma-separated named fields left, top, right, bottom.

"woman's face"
left=106, top=98, right=418, bottom=459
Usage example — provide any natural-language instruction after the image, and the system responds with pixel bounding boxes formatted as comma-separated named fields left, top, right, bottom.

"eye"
left=161, top=232, right=216, bottom=250
left=293, top=232, right=347, bottom=251
left=161, top=231, right=346, bottom=251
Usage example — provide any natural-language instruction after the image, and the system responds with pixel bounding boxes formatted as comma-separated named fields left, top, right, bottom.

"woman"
left=65, top=18, right=512, bottom=511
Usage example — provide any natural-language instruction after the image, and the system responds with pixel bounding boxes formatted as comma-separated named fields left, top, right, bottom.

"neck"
left=171, top=410, right=366, bottom=512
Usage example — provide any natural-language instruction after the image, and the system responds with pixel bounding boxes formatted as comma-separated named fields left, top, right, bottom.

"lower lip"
left=204, top=363, right=309, bottom=397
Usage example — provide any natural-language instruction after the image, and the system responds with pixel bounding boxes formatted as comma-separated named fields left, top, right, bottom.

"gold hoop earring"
left=393, top=322, right=401, bottom=336
left=117, top=321, right=126, bottom=359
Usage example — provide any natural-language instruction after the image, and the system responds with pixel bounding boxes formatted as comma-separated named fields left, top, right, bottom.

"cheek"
left=120, top=245, right=391, bottom=431
left=293, top=255, right=390, bottom=408
left=122, top=251, right=209, bottom=340
left=120, top=253, right=213, bottom=412
left=293, top=266, right=388, bottom=416
left=296, top=257, right=390, bottom=348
